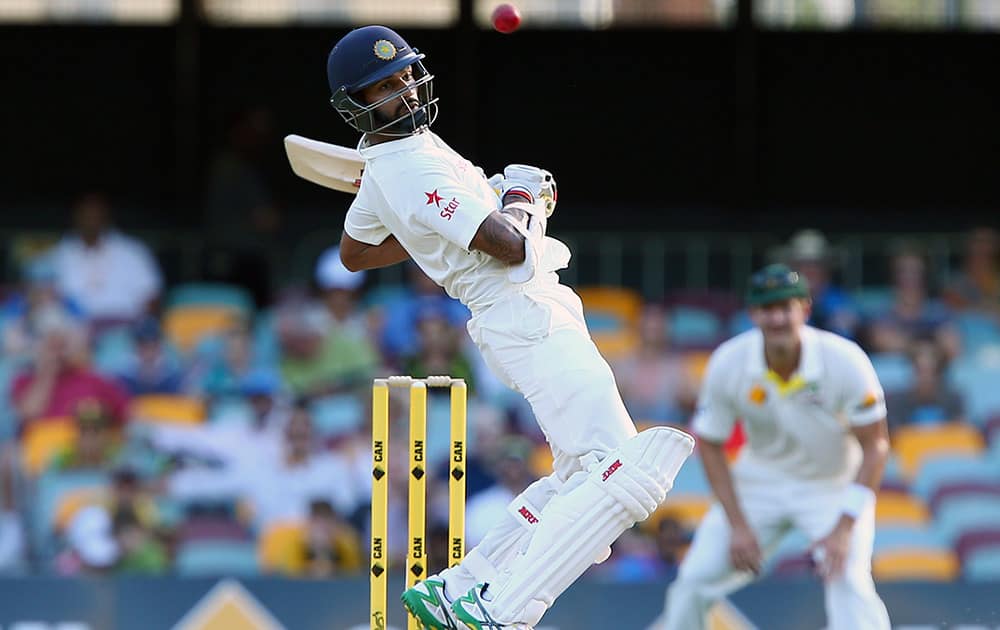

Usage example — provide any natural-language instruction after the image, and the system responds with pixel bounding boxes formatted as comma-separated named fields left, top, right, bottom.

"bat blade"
left=284, top=134, right=364, bottom=194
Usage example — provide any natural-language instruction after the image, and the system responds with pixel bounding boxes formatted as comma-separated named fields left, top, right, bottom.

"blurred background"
left=0, top=0, right=998, bottom=628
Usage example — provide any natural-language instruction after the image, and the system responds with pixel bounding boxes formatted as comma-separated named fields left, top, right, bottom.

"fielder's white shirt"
left=345, top=130, right=558, bottom=312
left=691, top=326, right=886, bottom=484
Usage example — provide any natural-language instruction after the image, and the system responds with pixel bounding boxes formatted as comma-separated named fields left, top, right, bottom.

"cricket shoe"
left=451, top=584, right=534, bottom=630
left=402, top=576, right=461, bottom=629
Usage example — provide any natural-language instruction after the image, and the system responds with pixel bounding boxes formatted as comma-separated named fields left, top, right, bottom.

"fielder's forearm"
left=851, top=419, right=890, bottom=493
left=700, top=439, right=750, bottom=529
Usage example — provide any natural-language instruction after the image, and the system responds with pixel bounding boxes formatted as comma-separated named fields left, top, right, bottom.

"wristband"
left=841, top=482, right=875, bottom=519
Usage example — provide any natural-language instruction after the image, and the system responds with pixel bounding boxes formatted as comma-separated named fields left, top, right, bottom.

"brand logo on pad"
left=517, top=506, right=539, bottom=524
left=425, top=189, right=443, bottom=207
left=601, top=459, right=622, bottom=482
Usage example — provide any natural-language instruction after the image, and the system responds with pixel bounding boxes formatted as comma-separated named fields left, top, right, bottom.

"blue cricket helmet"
left=327, top=25, right=438, bottom=137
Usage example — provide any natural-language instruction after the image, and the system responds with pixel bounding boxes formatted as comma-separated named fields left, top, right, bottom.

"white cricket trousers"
left=446, top=282, right=638, bottom=593
left=662, top=474, right=890, bottom=630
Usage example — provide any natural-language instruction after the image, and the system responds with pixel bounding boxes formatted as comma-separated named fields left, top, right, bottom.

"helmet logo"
left=373, top=39, right=397, bottom=61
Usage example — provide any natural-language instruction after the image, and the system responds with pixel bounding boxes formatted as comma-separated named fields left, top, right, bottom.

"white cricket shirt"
left=691, top=326, right=886, bottom=484
left=345, top=130, right=554, bottom=312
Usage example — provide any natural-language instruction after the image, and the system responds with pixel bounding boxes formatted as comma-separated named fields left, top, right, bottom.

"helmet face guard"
left=330, top=56, right=438, bottom=137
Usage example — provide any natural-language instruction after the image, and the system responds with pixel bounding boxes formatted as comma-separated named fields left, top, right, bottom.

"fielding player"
left=653, top=264, right=891, bottom=630
left=324, top=25, right=694, bottom=630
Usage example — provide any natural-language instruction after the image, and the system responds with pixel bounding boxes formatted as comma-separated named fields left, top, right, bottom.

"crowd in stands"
left=0, top=195, right=998, bottom=584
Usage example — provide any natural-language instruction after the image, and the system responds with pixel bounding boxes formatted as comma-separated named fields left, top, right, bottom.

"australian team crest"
left=373, top=39, right=397, bottom=61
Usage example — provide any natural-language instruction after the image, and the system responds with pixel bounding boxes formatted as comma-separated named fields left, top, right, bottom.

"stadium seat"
left=873, top=526, right=948, bottom=554
left=875, top=492, right=929, bottom=526
left=165, top=283, right=254, bottom=316
left=893, top=423, right=984, bottom=479
left=963, top=547, right=1000, bottom=582
left=31, top=470, right=109, bottom=554
left=935, top=496, right=1000, bottom=546
left=954, top=313, right=1000, bottom=354
left=175, top=540, right=259, bottom=577
left=575, top=286, right=642, bottom=359
left=869, top=353, right=914, bottom=394
left=163, top=306, right=241, bottom=353
left=258, top=521, right=307, bottom=575
left=672, top=453, right=711, bottom=496
left=669, top=306, right=722, bottom=350
left=879, top=453, right=908, bottom=493
left=309, top=394, right=363, bottom=440
left=765, top=529, right=811, bottom=575
left=130, top=394, right=206, bottom=425
left=644, top=495, right=712, bottom=532
left=850, top=287, right=894, bottom=319
left=177, top=516, right=252, bottom=545
left=21, top=418, right=78, bottom=476
left=728, top=310, right=753, bottom=336
left=928, top=481, right=1000, bottom=514
left=955, top=529, right=1000, bottom=565
left=872, top=548, right=959, bottom=581
left=947, top=347, right=1000, bottom=425
left=53, top=487, right=107, bottom=534
left=911, top=455, right=1000, bottom=503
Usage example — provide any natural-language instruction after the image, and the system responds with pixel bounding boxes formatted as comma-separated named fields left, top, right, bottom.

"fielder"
left=324, top=25, right=695, bottom=630
left=653, top=264, right=891, bottom=630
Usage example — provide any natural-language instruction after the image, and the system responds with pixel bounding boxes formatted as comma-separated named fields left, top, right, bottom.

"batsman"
left=324, top=25, right=695, bottom=629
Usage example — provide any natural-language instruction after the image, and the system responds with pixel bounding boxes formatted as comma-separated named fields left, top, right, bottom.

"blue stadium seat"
left=309, top=394, right=363, bottom=440
left=671, top=454, right=710, bottom=495
left=670, top=306, right=722, bottom=349
left=850, top=287, right=894, bottom=319
left=165, top=283, right=254, bottom=316
left=91, top=326, right=136, bottom=376
left=947, top=349, right=1000, bottom=425
left=935, top=496, right=1000, bottom=546
left=728, top=310, right=753, bottom=336
left=911, top=455, right=1000, bottom=502
left=0, top=356, right=25, bottom=441
left=963, top=547, right=1000, bottom=581
left=873, top=526, right=948, bottom=553
left=764, top=528, right=810, bottom=574
left=955, top=313, right=1000, bottom=354
left=870, top=352, right=915, bottom=394
left=174, top=540, right=259, bottom=577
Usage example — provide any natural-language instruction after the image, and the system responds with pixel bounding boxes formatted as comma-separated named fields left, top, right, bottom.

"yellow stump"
left=407, top=382, right=427, bottom=630
left=449, top=381, right=467, bottom=567
left=370, top=381, right=389, bottom=630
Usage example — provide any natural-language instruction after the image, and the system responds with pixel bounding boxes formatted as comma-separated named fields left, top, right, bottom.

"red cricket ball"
left=492, top=3, right=522, bottom=34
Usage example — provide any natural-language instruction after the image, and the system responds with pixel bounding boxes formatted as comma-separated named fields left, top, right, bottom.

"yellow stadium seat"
left=54, top=488, right=107, bottom=532
left=258, top=521, right=307, bottom=575
left=876, top=492, right=930, bottom=526
left=893, top=423, right=984, bottom=479
left=644, top=495, right=712, bottom=532
left=130, top=394, right=206, bottom=425
left=21, top=418, right=78, bottom=476
left=872, top=548, right=959, bottom=581
left=529, top=444, right=554, bottom=478
left=575, top=286, right=643, bottom=360
left=163, top=306, right=240, bottom=352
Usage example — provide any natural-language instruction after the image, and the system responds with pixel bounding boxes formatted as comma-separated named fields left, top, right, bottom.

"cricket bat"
left=284, top=134, right=364, bottom=194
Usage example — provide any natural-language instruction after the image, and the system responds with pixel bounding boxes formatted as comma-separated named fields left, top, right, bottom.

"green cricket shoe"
left=450, top=584, right=534, bottom=630
left=402, top=577, right=460, bottom=630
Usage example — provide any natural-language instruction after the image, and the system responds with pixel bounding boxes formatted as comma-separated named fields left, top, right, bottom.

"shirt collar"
left=357, top=128, right=433, bottom=160
left=746, top=325, right=822, bottom=382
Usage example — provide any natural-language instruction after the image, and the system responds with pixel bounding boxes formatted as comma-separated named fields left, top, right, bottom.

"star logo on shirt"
left=425, top=189, right=443, bottom=207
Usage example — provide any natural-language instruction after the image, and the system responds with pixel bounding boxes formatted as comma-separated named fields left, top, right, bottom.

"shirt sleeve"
left=839, top=342, right=887, bottom=426
left=690, top=350, right=739, bottom=443
left=344, top=201, right=392, bottom=246
left=373, top=163, right=495, bottom=252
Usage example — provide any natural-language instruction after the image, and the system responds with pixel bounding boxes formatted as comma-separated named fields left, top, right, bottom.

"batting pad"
left=484, top=427, right=695, bottom=625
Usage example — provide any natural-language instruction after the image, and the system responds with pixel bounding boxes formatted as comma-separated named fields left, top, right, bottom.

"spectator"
left=885, top=338, right=965, bottom=432
left=0, top=445, right=25, bottom=573
left=0, top=255, right=83, bottom=364
left=653, top=516, right=689, bottom=581
left=11, top=316, right=129, bottom=429
left=464, top=435, right=536, bottom=547
left=167, top=404, right=358, bottom=531
left=190, top=320, right=259, bottom=397
left=57, top=504, right=119, bottom=576
left=943, top=226, right=1000, bottom=318
left=111, top=509, right=168, bottom=575
left=276, top=295, right=378, bottom=399
left=50, top=193, right=162, bottom=326
left=400, top=307, right=476, bottom=393
left=865, top=244, right=960, bottom=359
left=301, top=499, right=363, bottom=577
left=50, top=400, right=123, bottom=471
left=378, top=263, right=470, bottom=361
left=612, top=303, right=694, bottom=424
left=314, top=245, right=370, bottom=337
left=782, top=229, right=859, bottom=339
left=115, top=316, right=183, bottom=396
